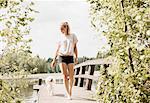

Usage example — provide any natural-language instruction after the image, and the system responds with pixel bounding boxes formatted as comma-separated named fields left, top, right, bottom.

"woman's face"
left=60, top=25, right=67, bottom=34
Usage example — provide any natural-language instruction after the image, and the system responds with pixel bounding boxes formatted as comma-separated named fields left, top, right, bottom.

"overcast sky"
left=0, top=0, right=109, bottom=59
left=29, top=0, right=109, bottom=59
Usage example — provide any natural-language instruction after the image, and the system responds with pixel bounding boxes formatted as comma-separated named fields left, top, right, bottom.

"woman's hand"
left=74, top=57, right=78, bottom=64
left=50, top=59, right=56, bottom=69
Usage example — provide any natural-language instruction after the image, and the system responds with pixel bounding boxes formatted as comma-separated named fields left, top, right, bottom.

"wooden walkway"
left=37, top=84, right=96, bottom=103
left=0, top=58, right=113, bottom=103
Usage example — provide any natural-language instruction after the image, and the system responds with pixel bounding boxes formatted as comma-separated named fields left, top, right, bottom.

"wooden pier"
left=35, top=84, right=96, bottom=103
left=1, top=58, right=112, bottom=103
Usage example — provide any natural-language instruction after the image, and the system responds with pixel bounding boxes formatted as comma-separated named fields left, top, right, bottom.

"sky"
left=29, top=0, right=109, bottom=59
left=0, top=0, right=109, bottom=59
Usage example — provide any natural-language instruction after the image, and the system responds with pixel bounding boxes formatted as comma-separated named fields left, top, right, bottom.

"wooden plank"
left=33, top=84, right=41, bottom=90
left=77, top=67, right=82, bottom=87
left=85, top=65, right=94, bottom=90
left=85, top=79, right=92, bottom=90
left=74, top=58, right=113, bottom=69
left=38, top=84, right=96, bottom=103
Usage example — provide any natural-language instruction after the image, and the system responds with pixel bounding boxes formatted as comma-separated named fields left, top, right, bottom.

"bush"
left=88, top=0, right=150, bottom=102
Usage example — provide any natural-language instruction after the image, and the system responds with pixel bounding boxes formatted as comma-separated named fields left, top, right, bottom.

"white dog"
left=45, top=76, right=55, bottom=96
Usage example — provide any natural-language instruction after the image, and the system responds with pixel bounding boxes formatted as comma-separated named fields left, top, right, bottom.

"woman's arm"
left=74, top=43, right=78, bottom=64
left=51, top=43, right=60, bottom=68
left=53, top=44, right=60, bottom=61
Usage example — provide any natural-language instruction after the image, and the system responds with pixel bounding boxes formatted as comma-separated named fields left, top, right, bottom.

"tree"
left=88, top=0, right=150, bottom=102
left=96, top=50, right=111, bottom=58
left=0, top=0, right=36, bottom=102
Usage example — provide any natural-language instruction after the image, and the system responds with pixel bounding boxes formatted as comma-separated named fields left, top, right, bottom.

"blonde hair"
left=60, top=22, right=70, bottom=35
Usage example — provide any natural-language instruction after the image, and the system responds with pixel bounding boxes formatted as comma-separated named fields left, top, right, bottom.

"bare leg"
left=59, top=63, right=69, bottom=95
left=68, top=63, right=74, bottom=97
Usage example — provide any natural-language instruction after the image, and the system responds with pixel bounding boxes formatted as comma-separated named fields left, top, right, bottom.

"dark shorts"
left=58, top=55, right=74, bottom=65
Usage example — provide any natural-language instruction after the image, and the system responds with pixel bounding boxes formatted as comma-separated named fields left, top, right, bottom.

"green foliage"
left=0, top=51, right=49, bottom=102
left=28, top=55, right=48, bottom=73
left=96, top=50, right=112, bottom=58
left=88, top=0, right=150, bottom=102
left=0, top=0, right=36, bottom=102
left=0, top=50, right=30, bottom=75
left=0, top=50, right=48, bottom=75
left=0, top=80, right=23, bottom=103
left=78, top=56, right=95, bottom=63
left=47, top=58, right=59, bottom=73
left=0, top=0, right=36, bottom=51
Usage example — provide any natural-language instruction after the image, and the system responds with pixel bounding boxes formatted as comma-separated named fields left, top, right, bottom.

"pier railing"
left=74, top=58, right=112, bottom=90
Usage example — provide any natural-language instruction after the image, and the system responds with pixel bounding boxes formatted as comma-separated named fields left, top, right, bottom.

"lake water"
left=21, top=85, right=38, bottom=103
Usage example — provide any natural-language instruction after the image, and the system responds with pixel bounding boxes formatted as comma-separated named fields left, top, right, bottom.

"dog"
left=45, top=76, right=55, bottom=96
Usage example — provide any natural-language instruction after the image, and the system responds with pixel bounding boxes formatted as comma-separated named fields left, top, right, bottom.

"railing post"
left=0, top=79, right=2, bottom=90
left=74, top=59, right=111, bottom=90
left=78, top=66, right=86, bottom=87
left=74, top=67, right=80, bottom=86
left=85, top=65, right=95, bottom=90
left=39, top=78, right=42, bottom=85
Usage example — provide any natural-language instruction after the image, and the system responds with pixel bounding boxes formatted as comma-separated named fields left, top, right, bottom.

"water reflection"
left=21, top=85, right=38, bottom=103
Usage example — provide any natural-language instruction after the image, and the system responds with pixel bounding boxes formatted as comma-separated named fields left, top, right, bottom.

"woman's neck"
left=63, top=33, right=70, bottom=36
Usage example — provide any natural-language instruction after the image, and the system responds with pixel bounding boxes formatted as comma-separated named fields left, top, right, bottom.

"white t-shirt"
left=57, top=33, right=78, bottom=56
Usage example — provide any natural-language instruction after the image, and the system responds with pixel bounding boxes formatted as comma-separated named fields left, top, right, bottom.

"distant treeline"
left=0, top=50, right=110, bottom=74
left=47, top=56, right=96, bottom=73
left=0, top=50, right=102, bottom=74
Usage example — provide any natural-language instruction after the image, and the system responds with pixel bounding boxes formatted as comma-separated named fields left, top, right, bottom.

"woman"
left=51, top=22, right=78, bottom=100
